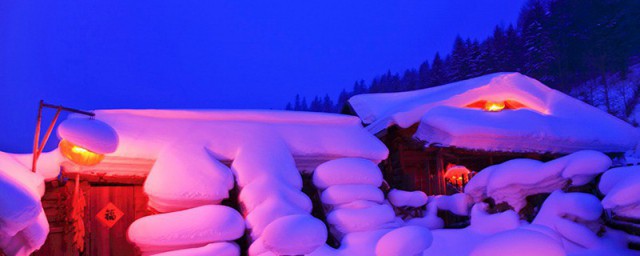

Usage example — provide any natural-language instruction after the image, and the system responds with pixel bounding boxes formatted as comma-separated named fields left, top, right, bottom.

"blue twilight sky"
left=0, top=0, right=526, bottom=153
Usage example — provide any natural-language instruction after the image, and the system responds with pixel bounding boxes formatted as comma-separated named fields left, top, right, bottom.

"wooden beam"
left=41, top=102, right=95, bottom=117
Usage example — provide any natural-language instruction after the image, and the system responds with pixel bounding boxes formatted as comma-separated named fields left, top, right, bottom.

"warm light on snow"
left=484, top=101, right=505, bottom=112
left=58, top=139, right=105, bottom=166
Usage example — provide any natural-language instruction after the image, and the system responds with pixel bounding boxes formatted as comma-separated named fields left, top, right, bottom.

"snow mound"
left=375, top=226, right=433, bottom=256
left=321, top=184, right=384, bottom=205
left=231, top=137, right=302, bottom=189
left=144, top=142, right=235, bottom=212
left=468, top=203, right=520, bottom=234
left=262, top=215, right=327, bottom=255
left=533, top=191, right=602, bottom=252
left=127, top=205, right=244, bottom=253
left=0, top=152, right=49, bottom=255
left=336, top=228, right=392, bottom=256
left=245, top=197, right=309, bottom=239
left=0, top=152, right=45, bottom=198
left=57, top=117, right=118, bottom=154
left=0, top=211, right=49, bottom=256
left=313, top=158, right=383, bottom=189
left=470, top=228, right=565, bottom=256
left=465, top=150, right=610, bottom=211
left=239, top=176, right=312, bottom=213
left=327, top=203, right=396, bottom=233
left=429, top=193, right=473, bottom=216
left=388, top=189, right=428, bottom=207
left=599, top=166, right=640, bottom=218
left=406, top=193, right=473, bottom=230
left=148, top=242, right=239, bottom=256
left=0, top=169, right=43, bottom=238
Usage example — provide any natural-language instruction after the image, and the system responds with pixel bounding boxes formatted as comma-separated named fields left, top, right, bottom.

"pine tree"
left=418, top=61, right=431, bottom=88
left=449, top=36, right=470, bottom=81
left=520, top=0, right=554, bottom=83
left=322, top=94, right=333, bottom=112
left=337, top=89, right=350, bottom=111
left=429, top=52, right=447, bottom=87
left=294, top=94, right=301, bottom=110
left=301, top=97, right=308, bottom=111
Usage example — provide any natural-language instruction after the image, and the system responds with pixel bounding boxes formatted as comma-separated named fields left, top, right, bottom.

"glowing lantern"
left=59, top=139, right=105, bottom=166
left=484, top=101, right=505, bottom=112
left=444, top=165, right=472, bottom=189
left=57, top=118, right=118, bottom=166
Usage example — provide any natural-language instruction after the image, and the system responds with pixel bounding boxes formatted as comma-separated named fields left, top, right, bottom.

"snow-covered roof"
left=74, top=109, right=388, bottom=162
left=349, top=72, right=639, bottom=154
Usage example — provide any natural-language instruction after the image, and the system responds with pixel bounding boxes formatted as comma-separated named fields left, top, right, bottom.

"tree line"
left=286, top=0, right=640, bottom=114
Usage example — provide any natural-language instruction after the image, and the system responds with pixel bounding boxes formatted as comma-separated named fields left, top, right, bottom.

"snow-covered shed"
left=347, top=72, right=639, bottom=195
left=35, top=109, right=388, bottom=255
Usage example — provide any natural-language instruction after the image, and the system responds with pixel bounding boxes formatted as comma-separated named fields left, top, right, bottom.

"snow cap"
left=57, top=118, right=118, bottom=154
left=350, top=72, right=639, bottom=154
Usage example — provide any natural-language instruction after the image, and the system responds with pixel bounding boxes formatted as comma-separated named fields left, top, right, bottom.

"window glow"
left=484, top=101, right=506, bottom=112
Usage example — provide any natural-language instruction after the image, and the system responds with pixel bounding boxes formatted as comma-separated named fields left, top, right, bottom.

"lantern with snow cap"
left=57, top=118, right=118, bottom=166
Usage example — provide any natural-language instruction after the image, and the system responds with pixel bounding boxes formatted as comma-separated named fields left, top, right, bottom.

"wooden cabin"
left=31, top=109, right=388, bottom=256
left=346, top=72, right=639, bottom=196
left=375, top=124, right=564, bottom=195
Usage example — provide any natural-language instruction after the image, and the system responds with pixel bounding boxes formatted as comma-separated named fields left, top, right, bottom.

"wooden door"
left=87, top=185, right=148, bottom=256
left=35, top=183, right=149, bottom=256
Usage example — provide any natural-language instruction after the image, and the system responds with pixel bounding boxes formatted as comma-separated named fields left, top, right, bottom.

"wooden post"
left=435, top=149, right=446, bottom=195
left=37, top=107, right=62, bottom=154
left=32, top=100, right=43, bottom=172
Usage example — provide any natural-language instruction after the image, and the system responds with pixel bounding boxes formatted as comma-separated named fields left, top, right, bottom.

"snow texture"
left=0, top=152, right=49, bottom=255
left=464, top=150, right=610, bottom=211
left=336, top=228, right=392, bottom=256
left=144, top=142, right=235, bottom=212
left=405, top=193, right=472, bottom=230
left=77, top=109, right=388, bottom=162
left=469, top=228, right=566, bottom=256
left=327, top=203, right=396, bottom=234
left=313, top=158, right=383, bottom=189
left=147, top=242, right=239, bottom=256
left=231, top=136, right=302, bottom=189
left=429, top=193, right=473, bottom=216
left=388, top=189, right=428, bottom=207
left=349, top=72, right=638, bottom=154
left=321, top=184, right=384, bottom=205
left=127, top=205, right=244, bottom=254
left=599, top=166, right=640, bottom=218
left=11, top=151, right=64, bottom=181
left=532, top=191, right=604, bottom=254
left=261, top=215, right=328, bottom=255
left=232, top=137, right=326, bottom=255
left=57, top=117, right=119, bottom=154
left=375, top=226, right=433, bottom=256
left=239, top=176, right=312, bottom=213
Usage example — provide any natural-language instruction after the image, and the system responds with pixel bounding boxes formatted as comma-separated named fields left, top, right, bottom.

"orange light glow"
left=59, top=139, right=105, bottom=166
left=445, top=165, right=472, bottom=188
left=484, top=101, right=505, bottom=112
